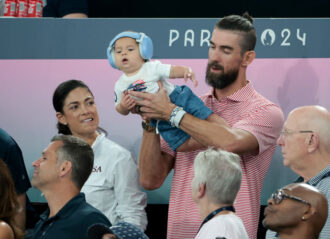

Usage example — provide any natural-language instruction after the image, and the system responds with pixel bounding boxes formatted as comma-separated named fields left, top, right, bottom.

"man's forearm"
left=139, top=130, right=174, bottom=190
left=179, top=113, right=258, bottom=154
left=130, top=88, right=258, bottom=154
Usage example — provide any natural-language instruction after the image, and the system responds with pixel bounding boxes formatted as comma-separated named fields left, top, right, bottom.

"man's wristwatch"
left=142, top=120, right=156, bottom=132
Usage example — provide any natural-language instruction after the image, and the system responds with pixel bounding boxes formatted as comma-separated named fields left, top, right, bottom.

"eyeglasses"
left=271, top=189, right=311, bottom=206
left=280, top=129, right=313, bottom=137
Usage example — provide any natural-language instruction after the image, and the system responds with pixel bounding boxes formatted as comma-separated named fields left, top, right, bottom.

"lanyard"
left=198, top=206, right=235, bottom=232
left=295, top=171, right=330, bottom=186
left=311, top=171, right=330, bottom=186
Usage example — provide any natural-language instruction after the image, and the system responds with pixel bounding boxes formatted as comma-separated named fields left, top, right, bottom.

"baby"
left=107, top=31, right=214, bottom=151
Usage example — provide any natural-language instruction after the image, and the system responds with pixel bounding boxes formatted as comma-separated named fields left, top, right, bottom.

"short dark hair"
left=52, top=80, right=93, bottom=135
left=215, top=12, right=256, bottom=54
left=51, top=135, right=94, bottom=190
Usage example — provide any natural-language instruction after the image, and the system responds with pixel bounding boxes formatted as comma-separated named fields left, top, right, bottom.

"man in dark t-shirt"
left=26, top=135, right=110, bottom=239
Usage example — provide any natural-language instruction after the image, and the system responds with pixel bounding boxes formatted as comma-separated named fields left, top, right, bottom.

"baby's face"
left=114, top=37, right=144, bottom=76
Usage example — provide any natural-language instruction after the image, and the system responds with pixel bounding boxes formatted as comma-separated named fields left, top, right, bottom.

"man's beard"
left=262, top=218, right=280, bottom=233
left=262, top=218, right=270, bottom=230
left=205, top=61, right=239, bottom=89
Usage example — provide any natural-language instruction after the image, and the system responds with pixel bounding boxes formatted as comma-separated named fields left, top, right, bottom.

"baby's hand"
left=184, top=67, right=198, bottom=87
left=120, top=91, right=136, bottom=112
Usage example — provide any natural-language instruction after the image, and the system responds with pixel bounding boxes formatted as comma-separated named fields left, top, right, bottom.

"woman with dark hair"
left=52, top=79, right=147, bottom=230
left=0, top=160, right=24, bottom=239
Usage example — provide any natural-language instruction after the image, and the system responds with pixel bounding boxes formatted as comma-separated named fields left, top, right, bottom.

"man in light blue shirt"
left=266, top=105, right=330, bottom=239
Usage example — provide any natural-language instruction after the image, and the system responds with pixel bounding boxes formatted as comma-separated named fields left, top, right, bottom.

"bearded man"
left=130, top=13, right=284, bottom=239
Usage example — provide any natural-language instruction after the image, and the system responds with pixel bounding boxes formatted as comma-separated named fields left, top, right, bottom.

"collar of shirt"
left=40, top=193, right=86, bottom=221
left=92, top=132, right=105, bottom=148
left=204, top=81, right=255, bottom=102
left=295, top=164, right=330, bottom=186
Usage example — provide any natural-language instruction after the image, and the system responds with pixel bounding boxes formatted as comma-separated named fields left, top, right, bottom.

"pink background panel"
left=1, top=58, right=330, bottom=203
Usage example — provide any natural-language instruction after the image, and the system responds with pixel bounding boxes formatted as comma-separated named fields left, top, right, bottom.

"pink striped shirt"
left=161, top=82, right=284, bottom=239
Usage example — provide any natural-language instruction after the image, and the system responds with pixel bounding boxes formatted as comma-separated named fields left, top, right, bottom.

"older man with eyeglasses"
left=266, top=105, right=330, bottom=239
left=263, top=183, right=328, bottom=239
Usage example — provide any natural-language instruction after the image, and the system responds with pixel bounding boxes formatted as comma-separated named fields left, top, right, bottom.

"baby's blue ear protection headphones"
left=107, top=31, right=153, bottom=69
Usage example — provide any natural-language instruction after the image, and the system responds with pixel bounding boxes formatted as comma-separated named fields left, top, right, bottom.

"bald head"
left=287, top=105, right=330, bottom=153
left=263, top=183, right=328, bottom=238
left=285, top=183, right=328, bottom=237
left=288, top=106, right=329, bottom=128
left=285, top=183, right=327, bottom=216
